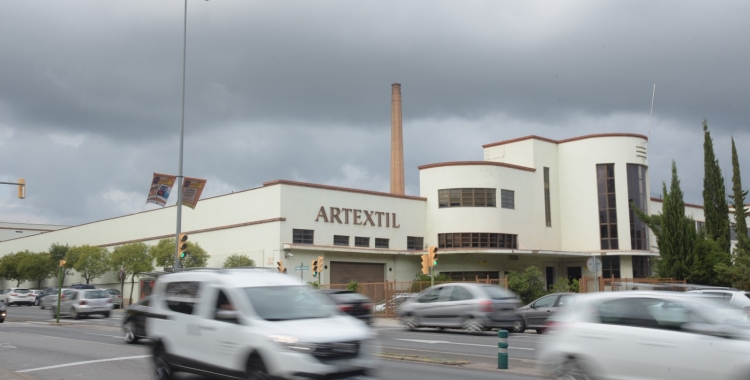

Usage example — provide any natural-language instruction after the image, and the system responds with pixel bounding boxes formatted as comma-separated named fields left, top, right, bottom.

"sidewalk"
left=0, top=369, right=36, bottom=380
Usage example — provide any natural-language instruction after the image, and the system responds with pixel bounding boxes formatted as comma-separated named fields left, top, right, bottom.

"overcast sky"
left=1, top=0, right=748, bottom=226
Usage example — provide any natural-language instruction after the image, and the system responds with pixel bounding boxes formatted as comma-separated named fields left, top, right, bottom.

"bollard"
left=498, top=329, right=508, bottom=369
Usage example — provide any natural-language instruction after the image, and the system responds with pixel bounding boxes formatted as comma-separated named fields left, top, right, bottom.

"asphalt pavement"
left=0, top=309, right=548, bottom=380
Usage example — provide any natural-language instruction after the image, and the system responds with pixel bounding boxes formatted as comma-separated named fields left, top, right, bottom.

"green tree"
left=49, top=243, right=75, bottom=284
left=150, top=238, right=210, bottom=269
left=222, top=254, right=256, bottom=268
left=687, top=231, right=730, bottom=286
left=507, top=266, right=547, bottom=304
left=70, top=245, right=111, bottom=284
left=0, top=251, right=32, bottom=286
left=703, top=120, right=731, bottom=254
left=111, top=242, right=154, bottom=305
left=730, top=137, right=749, bottom=253
left=633, top=162, right=693, bottom=280
left=18, top=252, right=56, bottom=289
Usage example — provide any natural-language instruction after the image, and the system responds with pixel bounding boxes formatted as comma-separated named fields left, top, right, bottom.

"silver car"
left=0, top=288, right=34, bottom=306
left=397, top=283, right=522, bottom=333
left=514, top=292, right=576, bottom=333
left=50, top=289, right=114, bottom=319
left=41, top=289, right=74, bottom=310
left=105, top=289, right=123, bottom=309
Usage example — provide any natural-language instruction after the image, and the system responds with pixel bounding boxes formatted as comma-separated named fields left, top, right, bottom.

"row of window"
left=438, top=188, right=514, bottom=209
left=293, top=229, right=419, bottom=250
left=334, top=235, right=389, bottom=248
left=438, top=232, right=518, bottom=249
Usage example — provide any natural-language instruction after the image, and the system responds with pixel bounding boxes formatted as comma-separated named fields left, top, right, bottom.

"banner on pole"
left=182, top=177, right=207, bottom=209
left=147, top=173, right=177, bottom=207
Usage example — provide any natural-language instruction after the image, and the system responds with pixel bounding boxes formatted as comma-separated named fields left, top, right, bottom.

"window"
left=501, top=189, right=514, bottom=209
left=597, top=164, right=619, bottom=250
left=354, top=237, right=370, bottom=247
left=437, top=188, right=496, bottom=208
left=602, top=256, right=621, bottom=278
left=375, top=238, right=389, bottom=248
left=417, top=287, right=443, bottom=303
left=544, top=167, right=551, bottom=227
left=333, top=235, right=349, bottom=246
left=730, top=227, right=750, bottom=241
left=627, top=164, right=649, bottom=250
left=696, top=221, right=705, bottom=232
left=293, top=229, right=314, bottom=244
left=164, top=281, right=201, bottom=315
left=214, top=290, right=237, bottom=321
left=441, top=271, right=500, bottom=281
left=407, top=236, right=424, bottom=250
left=533, top=295, right=556, bottom=308
left=449, top=286, right=474, bottom=301
left=438, top=233, right=517, bottom=249
left=632, top=256, right=651, bottom=278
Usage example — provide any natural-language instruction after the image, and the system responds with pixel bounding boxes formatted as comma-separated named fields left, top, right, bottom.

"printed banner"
left=182, top=176, right=207, bottom=209
left=147, top=173, right=177, bottom=207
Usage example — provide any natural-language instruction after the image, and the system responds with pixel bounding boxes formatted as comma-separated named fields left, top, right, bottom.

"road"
left=0, top=308, right=546, bottom=379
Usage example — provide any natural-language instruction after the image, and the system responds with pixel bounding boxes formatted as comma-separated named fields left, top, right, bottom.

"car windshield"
left=243, top=286, right=332, bottom=321
left=480, top=286, right=518, bottom=300
left=84, top=290, right=109, bottom=299
left=14, top=289, right=30, bottom=294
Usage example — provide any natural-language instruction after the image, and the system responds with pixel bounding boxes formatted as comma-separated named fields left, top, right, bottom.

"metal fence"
left=579, top=276, right=687, bottom=293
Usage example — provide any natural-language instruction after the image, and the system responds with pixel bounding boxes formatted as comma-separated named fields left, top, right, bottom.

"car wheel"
left=35, top=299, right=40, bottom=306
left=554, top=358, right=593, bottom=380
left=402, top=315, right=419, bottom=331
left=103, top=311, right=111, bottom=318
left=123, top=322, right=139, bottom=344
left=246, top=355, right=272, bottom=380
left=153, top=343, right=173, bottom=380
left=71, top=307, right=80, bottom=320
left=462, top=318, right=484, bottom=334
left=0, top=319, right=4, bottom=323
left=512, top=319, right=526, bottom=333
left=536, top=328, right=547, bottom=334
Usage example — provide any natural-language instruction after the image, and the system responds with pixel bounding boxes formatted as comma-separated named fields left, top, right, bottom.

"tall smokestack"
left=390, top=83, right=405, bottom=195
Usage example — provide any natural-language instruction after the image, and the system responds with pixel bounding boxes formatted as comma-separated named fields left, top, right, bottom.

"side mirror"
left=216, top=310, right=241, bottom=324
left=530, top=303, right=536, bottom=309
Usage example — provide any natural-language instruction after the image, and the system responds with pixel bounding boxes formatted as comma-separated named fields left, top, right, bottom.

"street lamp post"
left=173, top=0, right=190, bottom=272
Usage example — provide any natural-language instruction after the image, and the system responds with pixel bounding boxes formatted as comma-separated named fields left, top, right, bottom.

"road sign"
left=294, top=266, right=310, bottom=272
left=586, top=257, right=602, bottom=273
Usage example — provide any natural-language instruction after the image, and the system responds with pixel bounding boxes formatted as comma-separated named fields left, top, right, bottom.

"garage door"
left=329, top=262, right=386, bottom=302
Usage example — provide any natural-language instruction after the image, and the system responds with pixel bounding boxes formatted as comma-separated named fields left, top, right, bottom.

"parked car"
left=37, top=287, right=61, bottom=308
left=374, top=293, right=418, bottom=313
left=397, top=283, right=522, bottom=333
left=148, top=268, right=378, bottom=380
left=50, top=289, right=114, bottom=319
left=0, top=288, right=34, bottom=306
left=319, top=289, right=374, bottom=325
left=537, top=291, right=750, bottom=380
left=686, top=289, right=750, bottom=314
left=122, top=296, right=151, bottom=344
left=0, top=300, right=6, bottom=323
left=41, top=289, right=75, bottom=310
left=105, top=289, right=123, bottom=309
left=514, top=292, right=576, bottom=333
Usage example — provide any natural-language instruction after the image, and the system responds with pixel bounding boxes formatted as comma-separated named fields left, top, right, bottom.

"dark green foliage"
left=18, top=252, right=56, bottom=289
left=730, top=137, right=749, bottom=253
left=686, top=231, right=731, bottom=286
left=702, top=121, right=731, bottom=254
left=507, top=266, right=547, bottom=304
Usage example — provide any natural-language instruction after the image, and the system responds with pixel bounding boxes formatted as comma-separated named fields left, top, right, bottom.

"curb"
left=0, top=369, right=37, bottom=380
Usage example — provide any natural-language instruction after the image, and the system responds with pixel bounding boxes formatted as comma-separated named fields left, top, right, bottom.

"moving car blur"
left=105, top=288, right=123, bottom=309
left=50, top=289, right=114, bottom=319
left=41, top=289, right=75, bottom=310
left=397, top=283, right=522, bottom=333
left=122, top=296, right=151, bottom=344
left=0, top=300, right=6, bottom=323
left=514, top=292, right=576, bottom=333
left=538, top=291, right=750, bottom=380
left=318, top=289, right=374, bottom=325
left=687, top=288, right=750, bottom=315
left=373, top=293, right=418, bottom=313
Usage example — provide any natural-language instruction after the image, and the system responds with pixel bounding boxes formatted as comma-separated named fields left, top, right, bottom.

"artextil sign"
left=146, top=173, right=176, bottom=207
left=182, top=177, right=207, bottom=209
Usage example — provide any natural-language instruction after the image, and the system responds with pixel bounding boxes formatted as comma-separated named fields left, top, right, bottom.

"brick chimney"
left=390, top=83, right=405, bottom=195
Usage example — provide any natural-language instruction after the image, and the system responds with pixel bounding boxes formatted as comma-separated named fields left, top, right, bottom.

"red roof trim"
left=417, top=161, right=536, bottom=172
left=482, top=133, right=649, bottom=149
left=262, top=180, right=427, bottom=201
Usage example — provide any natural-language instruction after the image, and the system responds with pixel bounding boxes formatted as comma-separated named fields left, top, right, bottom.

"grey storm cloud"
left=0, top=0, right=749, bottom=225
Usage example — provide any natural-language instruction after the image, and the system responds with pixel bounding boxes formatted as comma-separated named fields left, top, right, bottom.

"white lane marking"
left=382, top=346, right=545, bottom=362
left=17, top=355, right=149, bottom=373
left=84, top=333, right=120, bottom=338
left=396, top=338, right=534, bottom=350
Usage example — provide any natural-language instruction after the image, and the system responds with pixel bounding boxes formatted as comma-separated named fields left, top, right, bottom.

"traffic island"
left=376, top=353, right=470, bottom=366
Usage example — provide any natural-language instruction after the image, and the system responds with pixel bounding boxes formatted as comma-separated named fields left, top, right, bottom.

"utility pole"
left=173, top=0, right=190, bottom=272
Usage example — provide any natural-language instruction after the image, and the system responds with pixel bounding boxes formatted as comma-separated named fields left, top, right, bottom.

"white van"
left=148, top=268, right=378, bottom=380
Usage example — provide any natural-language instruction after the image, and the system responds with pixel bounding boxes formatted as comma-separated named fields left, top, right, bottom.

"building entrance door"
left=567, top=266, right=582, bottom=284
left=545, top=266, right=555, bottom=291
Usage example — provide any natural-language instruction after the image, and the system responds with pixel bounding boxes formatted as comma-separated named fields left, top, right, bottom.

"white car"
left=0, top=288, right=34, bottom=306
left=148, top=268, right=379, bottom=380
left=686, top=288, right=750, bottom=312
left=538, top=291, right=750, bottom=380
left=373, top=293, right=418, bottom=313
left=50, top=289, right=114, bottom=319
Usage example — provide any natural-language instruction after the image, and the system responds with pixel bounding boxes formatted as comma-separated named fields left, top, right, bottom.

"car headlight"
left=268, top=335, right=316, bottom=353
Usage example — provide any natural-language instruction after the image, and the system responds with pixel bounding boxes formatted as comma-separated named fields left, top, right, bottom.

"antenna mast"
left=648, top=83, right=656, bottom=137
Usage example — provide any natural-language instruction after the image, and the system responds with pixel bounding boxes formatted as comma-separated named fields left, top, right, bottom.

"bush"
left=307, top=281, right=320, bottom=289
left=550, top=278, right=580, bottom=294
left=346, top=280, right=359, bottom=292
left=507, top=266, right=547, bottom=304
left=410, top=272, right=450, bottom=293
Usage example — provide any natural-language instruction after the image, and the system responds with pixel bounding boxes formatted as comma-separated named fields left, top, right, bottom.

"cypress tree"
left=702, top=120, right=731, bottom=254
left=730, top=137, right=749, bottom=253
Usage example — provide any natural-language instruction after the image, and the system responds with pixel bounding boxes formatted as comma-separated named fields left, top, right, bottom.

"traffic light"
left=178, top=233, right=188, bottom=259
left=17, top=179, right=25, bottom=199
left=312, top=259, right=319, bottom=277
left=59, top=260, right=66, bottom=267
left=276, top=261, right=287, bottom=273
left=420, top=254, right=430, bottom=275
left=428, top=246, right=439, bottom=267
left=317, top=256, right=325, bottom=275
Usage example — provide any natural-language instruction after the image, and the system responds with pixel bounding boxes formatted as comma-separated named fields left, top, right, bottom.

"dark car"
left=319, top=289, right=374, bottom=325
left=122, top=297, right=151, bottom=344
left=513, top=292, right=576, bottom=333
left=70, top=284, right=96, bottom=290
left=0, top=300, right=6, bottom=323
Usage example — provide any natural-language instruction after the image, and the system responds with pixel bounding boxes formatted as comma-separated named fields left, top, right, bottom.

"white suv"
left=148, top=268, right=378, bottom=380
left=0, top=288, right=34, bottom=306
left=686, top=288, right=750, bottom=314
